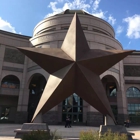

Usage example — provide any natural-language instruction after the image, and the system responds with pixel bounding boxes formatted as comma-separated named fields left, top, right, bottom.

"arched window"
left=110, top=88, right=117, bottom=97
left=28, top=73, right=46, bottom=122
left=101, top=75, right=118, bottom=97
left=62, top=93, right=83, bottom=124
left=1, top=75, right=20, bottom=89
left=126, top=87, right=140, bottom=97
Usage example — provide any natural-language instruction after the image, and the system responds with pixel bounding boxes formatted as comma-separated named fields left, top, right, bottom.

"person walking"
left=68, top=116, right=71, bottom=128
left=65, top=117, right=69, bottom=128
left=126, top=119, right=130, bottom=128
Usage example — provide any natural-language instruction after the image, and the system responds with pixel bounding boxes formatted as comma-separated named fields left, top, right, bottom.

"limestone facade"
left=0, top=10, right=139, bottom=125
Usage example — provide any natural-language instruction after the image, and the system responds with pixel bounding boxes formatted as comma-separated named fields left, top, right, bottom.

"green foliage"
left=101, top=129, right=127, bottom=140
left=80, top=130, right=128, bottom=140
left=80, top=130, right=99, bottom=140
left=22, top=130, right=62, bottom=140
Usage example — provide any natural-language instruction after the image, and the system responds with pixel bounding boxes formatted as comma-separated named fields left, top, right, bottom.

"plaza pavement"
left=0, top=124, right=139, bottom=140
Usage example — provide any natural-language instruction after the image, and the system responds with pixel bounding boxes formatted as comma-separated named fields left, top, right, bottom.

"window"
left=1, top=75, right=20, bottom=89
left=82, top=27, right=88, bottom=30
left=61, top=26, right=69, bottom=30
left=62, top=93, right=83, bottom=123
left=38, top=28, right=56, bottom=34
left=128, top=104, right=140, bottom=123
left=111, top=105, right=118, bottom=120
left=0, top=107, right=10, bottom=120
left=110, top=88, right=117, bottom=97
left=93, top=28, right=109, bottom=36
left=106, top=85, right=117, bottom=97
left=126, top=87, right=140, bottom=97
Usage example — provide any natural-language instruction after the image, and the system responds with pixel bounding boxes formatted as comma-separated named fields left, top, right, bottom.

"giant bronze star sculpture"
left=18, top=14, right=133, bottom=123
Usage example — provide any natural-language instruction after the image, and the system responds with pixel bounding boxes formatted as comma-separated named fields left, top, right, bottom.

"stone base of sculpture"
left=99, top=125, right=134, bottom=140
left=14, top=123, right=50, bottom=138
left=100, top=115, right=134, bottom=140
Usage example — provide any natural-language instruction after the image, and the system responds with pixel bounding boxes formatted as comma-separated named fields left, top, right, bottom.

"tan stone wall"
left=30, top=14, right=122, bottom=51
left=33, top=15, right=115, bottom=37
left=0, top=31, right=30, bottom=122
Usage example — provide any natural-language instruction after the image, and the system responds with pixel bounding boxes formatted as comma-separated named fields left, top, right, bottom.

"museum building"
left=0, top=10, right=140, bottom=125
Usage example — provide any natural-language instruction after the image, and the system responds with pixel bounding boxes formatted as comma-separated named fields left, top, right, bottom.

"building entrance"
left=28, top=74, right=46, bottom=122
left=62, top=93, right=83, bottom=124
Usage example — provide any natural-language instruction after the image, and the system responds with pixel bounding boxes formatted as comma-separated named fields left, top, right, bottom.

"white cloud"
left=47, top=2, right=62, bottom=17
left=46, top=0, right=112, bottom=21
left=90, top=0, right=94, bottom=4
left=116, top=25, right=123, bottom=34
left=123, top=14, right=140, bottom=39
left=91, top=0, right=107, bottom=19
left=46, top=0, right=91, bottom=17
left=108, top=15, right=116, bottom=25
left=92, top=10, right=106, bottom=19
left=0, top=17, right=16, bottom=33
left=93, top=0, right=100, bottom=10
left=57, top=0, right=64, bottom=2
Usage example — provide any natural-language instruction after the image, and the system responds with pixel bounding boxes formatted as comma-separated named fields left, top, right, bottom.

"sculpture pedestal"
left=99, top=125, right=134, bottom=140
left=14, top=123, right=50, bottom=138
left=100, top=115, right=134, bottom=140
left=104, top=115, right=115, bottom=125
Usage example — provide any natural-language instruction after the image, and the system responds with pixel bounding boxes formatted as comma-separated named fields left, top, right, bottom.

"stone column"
left=83, top=100, right=88, bottom=124
left=0, top=45, right=5, bottom=81
left=16, top=56, right=29, bottom=123
left=117, top=61, right=128, bottom=124
left=57, top=103, right=62, bottom=123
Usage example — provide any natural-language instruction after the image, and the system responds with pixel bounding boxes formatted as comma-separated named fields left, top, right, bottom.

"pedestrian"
left=68, top=116, right=71, bottom=128
left=124, top=120, right=127, bottom=127
left=65, top=117, right=69, bottom=128
left=126, top=119, right=130, bottom=128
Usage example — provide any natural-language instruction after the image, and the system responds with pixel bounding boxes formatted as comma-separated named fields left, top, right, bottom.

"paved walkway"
left=0, top=124, right=139, bottom=140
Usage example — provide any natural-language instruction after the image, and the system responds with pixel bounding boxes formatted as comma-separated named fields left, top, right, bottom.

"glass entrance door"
left=62, top=93, right=83, bottom=124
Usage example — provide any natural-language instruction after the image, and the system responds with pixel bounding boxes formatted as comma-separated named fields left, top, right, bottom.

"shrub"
left=22, top=130, right=62, bottom=140
left=101, top=129, right=127, bottom=140
left=50, top=129, right=62, bottom=140
left=80, top=130, right=99, bottom=140
left=80, top=130, right=128, bottom=140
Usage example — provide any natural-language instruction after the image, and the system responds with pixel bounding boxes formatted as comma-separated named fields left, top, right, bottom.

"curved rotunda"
left=0, top=9, right=139, bottom=125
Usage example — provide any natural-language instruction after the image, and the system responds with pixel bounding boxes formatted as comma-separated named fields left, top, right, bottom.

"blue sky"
left=0, top=0, right=140, bottom=50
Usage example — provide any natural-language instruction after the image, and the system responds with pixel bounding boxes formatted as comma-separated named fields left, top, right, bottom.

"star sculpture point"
left=17, top=13, right=133, bottom=123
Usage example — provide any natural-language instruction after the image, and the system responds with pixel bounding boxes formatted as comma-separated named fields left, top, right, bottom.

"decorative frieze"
left=4, top=48, right=25, bottom=64
left=124, top=65, right=140, bottom=76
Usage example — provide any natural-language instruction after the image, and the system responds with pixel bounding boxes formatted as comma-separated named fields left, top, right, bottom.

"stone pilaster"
left=117, top=61, right=128, bottom=124
left=0, top=45, right=5, bottom=81
left=82, top=100, right=89, bottom=124
left=16, top=56, right=29, bottom=123
left=57, top=103, right=62, bottom=123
